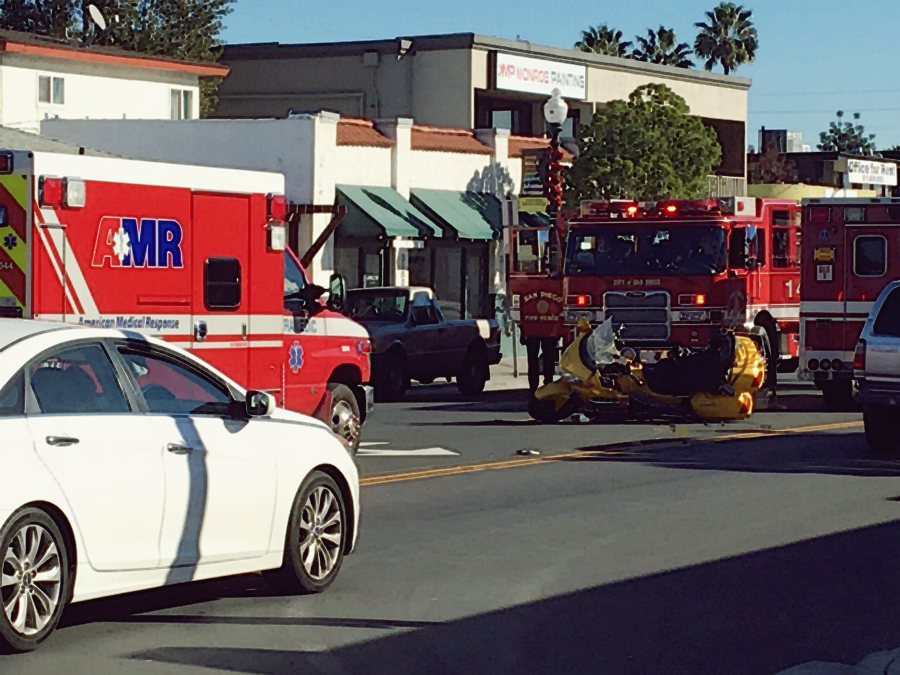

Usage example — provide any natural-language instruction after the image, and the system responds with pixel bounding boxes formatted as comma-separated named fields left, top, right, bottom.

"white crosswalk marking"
left=357, top=446, right=460, bottom=457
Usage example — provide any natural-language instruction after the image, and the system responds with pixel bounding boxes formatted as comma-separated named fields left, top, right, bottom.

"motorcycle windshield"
left=582, top=318, right=618, bottom=368
left=565, top=224, right=728, bottom=276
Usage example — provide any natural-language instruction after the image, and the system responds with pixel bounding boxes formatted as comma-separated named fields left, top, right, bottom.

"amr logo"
left=92, top=217, right=184, bottom=269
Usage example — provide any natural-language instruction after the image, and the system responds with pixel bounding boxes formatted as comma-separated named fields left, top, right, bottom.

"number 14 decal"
left=784, top=279, right=800, bottom=297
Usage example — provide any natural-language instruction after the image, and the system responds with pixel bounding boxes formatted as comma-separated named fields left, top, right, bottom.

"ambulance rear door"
left=0, top=161, right=30, bottom=319
left=191, top=192, right=251, bottom=386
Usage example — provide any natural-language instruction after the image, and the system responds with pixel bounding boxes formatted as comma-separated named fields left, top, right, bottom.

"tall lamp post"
left=543, top=88, right=568, bottom=221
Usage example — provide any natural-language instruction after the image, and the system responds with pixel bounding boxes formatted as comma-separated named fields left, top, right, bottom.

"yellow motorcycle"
left=529, top=318, right=767, bottom=423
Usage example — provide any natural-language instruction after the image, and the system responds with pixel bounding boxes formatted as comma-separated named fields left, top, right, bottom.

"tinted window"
left=514, top=229, right=547, bottom=273
left=118, top=347, right=233, bottom=415
left=205, top=257, right=241, bottom=309
left=854, top=236, right=887, bottom=277
left=30, top=344, right=130, bottom=415
left=728, top=227, right=746, bottom=269
left=0, top=371, right=24, bottom=417
left=874, top=289, right=900, bottom=337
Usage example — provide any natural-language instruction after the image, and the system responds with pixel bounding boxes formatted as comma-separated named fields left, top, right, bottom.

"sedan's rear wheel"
left=265, top=472, right=347, bottom=595
left=0, top=509, right=70, bottom=653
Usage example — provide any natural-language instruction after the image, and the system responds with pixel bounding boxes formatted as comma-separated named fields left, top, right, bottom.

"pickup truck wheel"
left=864, top=405, right=899, bottom=452
left=327, top=384, right=360, bottom=456
left=378, top=353, right=408, bottom=401
left=457, top=349, right=487, bottom=395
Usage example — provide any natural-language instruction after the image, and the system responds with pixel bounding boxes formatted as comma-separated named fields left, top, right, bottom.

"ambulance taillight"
left=39, top=177, right=86, bottom=209
left=0, top=153, right=13, bottom=174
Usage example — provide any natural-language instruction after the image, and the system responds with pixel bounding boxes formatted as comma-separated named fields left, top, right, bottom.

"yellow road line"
left=360, top=419, right=863, bottom=487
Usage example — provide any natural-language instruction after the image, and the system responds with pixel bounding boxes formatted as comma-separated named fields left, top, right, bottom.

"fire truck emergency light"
left=576, top=295, right=590, bottom=306
left=0, top=153, right=13, bottom=174
left=679, top=294, right=706, bottom=306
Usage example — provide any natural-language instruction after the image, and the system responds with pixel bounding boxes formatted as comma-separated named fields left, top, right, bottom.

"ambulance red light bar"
left=0, top=153, right=13, bottom=175
left=267, top=193, right=287, bottom=221
left=39, top=176, right=86, bottom=209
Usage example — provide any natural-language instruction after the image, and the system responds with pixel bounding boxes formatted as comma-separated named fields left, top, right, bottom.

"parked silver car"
left=853, top=280, right=900, bottom=451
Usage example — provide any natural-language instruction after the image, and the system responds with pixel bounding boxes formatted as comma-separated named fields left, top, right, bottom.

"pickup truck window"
left=874, top=288, right=900, bottom=337
left=411, top=292, right=439, bottom=325
left=346, top=290, right=409, bottom=322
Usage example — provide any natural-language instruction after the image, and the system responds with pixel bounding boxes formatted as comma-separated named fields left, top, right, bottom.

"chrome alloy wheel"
left=1, top=525, right=62, bottom=637
left=298, top=486, right=343, bottom=581
left=331, top=400, right=360, bottom=448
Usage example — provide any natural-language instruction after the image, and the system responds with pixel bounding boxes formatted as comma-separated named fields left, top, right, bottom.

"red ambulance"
left=0, top=145, right=372, bottom=451
left=798, top=197, right=900, bottom=406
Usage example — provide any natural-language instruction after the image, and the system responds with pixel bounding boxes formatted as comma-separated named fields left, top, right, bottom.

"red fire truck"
left=798, top=197, right=900, bottom=406
left=0, top=146, right=372, bottom=451
left=509, top=197, right=802, bottom=384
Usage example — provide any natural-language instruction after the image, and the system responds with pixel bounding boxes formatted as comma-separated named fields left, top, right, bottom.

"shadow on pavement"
left=573, top=430, right=900, bottom=477
left=129, top=518, right=900, bottom=675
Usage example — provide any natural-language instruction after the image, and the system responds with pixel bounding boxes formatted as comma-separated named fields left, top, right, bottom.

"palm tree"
left=694, top=2, right=759, bottom=75
left=631, top=26, right=694, bottom=68
left=575, top=24, right=632, bottom=58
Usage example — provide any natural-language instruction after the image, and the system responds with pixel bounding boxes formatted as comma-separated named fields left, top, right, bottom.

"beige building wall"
left=413, top=49, right=474, bottom=128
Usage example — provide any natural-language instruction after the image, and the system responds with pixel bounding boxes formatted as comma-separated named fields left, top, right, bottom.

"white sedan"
left=0, top=320, right=360, bottom=653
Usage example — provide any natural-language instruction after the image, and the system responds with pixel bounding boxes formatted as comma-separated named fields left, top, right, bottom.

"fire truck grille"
left=604, top=291, right=671, bottom=342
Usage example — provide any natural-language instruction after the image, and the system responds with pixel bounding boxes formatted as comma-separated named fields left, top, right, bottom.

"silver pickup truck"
left=854, top=280, right=900, bottom=451
left=345, top=286, right=502, bottom=400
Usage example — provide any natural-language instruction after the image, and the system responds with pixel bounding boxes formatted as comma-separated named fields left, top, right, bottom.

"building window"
left=171, top=89, right=194, bottom=119
left=38, top=75, right=65, bottom=105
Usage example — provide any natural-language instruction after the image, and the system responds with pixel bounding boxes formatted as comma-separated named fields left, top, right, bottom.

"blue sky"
left=224, top=0, right=900, bottom=149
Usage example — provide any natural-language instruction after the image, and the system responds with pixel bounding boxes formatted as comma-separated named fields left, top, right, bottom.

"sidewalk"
left=486, top=356, right=529, bottom=392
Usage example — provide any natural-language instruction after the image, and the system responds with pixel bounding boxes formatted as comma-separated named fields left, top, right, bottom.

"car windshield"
left=345, top=290, right=409, bottom=322
left=565, top=224, right=728, bottom=276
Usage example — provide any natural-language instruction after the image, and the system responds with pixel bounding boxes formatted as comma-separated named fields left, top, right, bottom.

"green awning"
left=410, top=190, right=502, bottom=240
left=518, top=211, right=552, bottom=227
left=337, top=185, right=442, bottom=238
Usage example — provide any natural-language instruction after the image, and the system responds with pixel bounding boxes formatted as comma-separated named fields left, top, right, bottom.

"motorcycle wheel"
left=528, top=395, right=579, bottom=423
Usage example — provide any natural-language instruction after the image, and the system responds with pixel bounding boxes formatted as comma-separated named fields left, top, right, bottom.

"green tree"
left=749, top=141, right=798, bottom=184
left=632, top=26, right=693, bottom=68
left=575, top=23, right=631, bottom=57
left=817, top=111, right=876, bottom=154
left=0, top=0, right=233, bottom=116
left=564, top=83, right=721, bottom=203
left=694, top=2, right=758, bottom=75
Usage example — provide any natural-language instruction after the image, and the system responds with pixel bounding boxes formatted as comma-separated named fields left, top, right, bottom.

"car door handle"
left=167, top=443, right=194, bottom=455
left=46, top=436, right=79, bottom=447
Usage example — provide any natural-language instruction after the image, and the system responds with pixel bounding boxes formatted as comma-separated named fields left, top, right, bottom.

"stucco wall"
left=332, top=145, right=393, bottom=187
left=408, top=150, right=498, bottom=192
left=1, top=55, right=199, bottom=133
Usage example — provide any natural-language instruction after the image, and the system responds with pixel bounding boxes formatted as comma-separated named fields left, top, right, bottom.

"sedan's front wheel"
left=266, top=472, right=347, bottom=595
left=0, top=509, right=70, bottom=653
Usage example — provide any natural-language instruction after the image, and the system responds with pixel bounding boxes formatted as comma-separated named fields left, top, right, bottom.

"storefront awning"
left=336, top=185, right=442, bottom=238
left=410, top=190, right=502, bottom=240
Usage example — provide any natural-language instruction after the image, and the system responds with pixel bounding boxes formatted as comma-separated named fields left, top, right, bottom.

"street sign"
left=519, top=197, right=549, bottom=212
left=521, top=148, right=547, bottom=197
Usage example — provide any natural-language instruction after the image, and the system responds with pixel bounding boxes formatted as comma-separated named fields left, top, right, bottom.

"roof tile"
left=508, top=135, right=573, bottom=161
left=336, top=118, right=393, bottom=147
left=411, top=125, right=491, bottom=154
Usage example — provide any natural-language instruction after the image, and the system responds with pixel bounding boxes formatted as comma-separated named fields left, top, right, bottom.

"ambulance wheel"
left=327, top=384, right=360, bottom=456
left=378, top=352, right=408, bottom=401
left=457, top=348, right=488, bottom=396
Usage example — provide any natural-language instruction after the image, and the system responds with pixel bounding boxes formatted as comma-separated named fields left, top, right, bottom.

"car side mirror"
left=327, top=273, right=346, bottom=311
left=245, top=390, right=275, bottom=418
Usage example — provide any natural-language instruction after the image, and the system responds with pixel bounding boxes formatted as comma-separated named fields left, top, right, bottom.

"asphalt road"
left=9, top=377, right=900, bottom=675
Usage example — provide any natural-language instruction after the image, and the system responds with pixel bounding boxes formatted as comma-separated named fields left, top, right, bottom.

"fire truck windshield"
left=565, top=224, right=728, bottom=276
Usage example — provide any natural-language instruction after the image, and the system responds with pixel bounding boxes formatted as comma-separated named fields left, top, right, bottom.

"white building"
left=0, top=28, right=227, bottom=133
left=43, top=113, right=558, bottom=321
